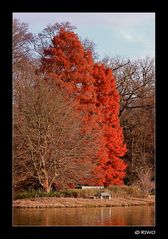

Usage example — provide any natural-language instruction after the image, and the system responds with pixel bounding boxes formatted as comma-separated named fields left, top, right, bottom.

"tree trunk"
left=46, top=186, right=51, bottom=193
left=42, top=178, right=51, bottom=193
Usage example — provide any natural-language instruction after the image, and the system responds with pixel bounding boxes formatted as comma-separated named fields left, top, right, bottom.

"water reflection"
left=13, top=206, right=155, bottom=226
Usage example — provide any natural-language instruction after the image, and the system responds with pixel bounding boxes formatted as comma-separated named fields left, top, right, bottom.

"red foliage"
left=92, top=64, right=127, bottom=186
left=40, top=27, right=127, bottom=186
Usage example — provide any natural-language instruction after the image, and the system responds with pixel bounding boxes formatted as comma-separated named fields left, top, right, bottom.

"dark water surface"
left=13, top=205, right=155, bottom=226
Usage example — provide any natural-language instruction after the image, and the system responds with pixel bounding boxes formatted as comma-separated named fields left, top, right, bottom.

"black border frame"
left=1, top=1, right=162, bottom=238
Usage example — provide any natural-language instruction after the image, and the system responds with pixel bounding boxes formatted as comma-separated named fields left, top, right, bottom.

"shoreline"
left=13, top=196, right=155, bottom=208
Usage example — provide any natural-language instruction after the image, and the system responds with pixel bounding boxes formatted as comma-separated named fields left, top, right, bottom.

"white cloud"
left=119, top=30, right=146, bottom=44
left=120, top=31, right=137, bottom=42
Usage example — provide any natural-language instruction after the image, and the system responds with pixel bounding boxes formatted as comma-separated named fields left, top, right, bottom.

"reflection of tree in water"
left=14, top=206, right=155, bottom=226
left=108, top=206, right=155, bottom=226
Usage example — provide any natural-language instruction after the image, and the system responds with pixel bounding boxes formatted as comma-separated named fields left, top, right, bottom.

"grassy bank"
left=13, top=186, right=155, bottom=208
left=14, top=185, right=147, bottom=200
left=13, top=195, right=155, bottom=208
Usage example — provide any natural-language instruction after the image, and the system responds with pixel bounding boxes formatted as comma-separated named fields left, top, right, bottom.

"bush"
left=107, top=185, right=142, bottom=198
left=13, top=188, right=61, bottom=199
left=59, top=190, right=78, bottom=198
left=72, top=188, right=103, bottom=198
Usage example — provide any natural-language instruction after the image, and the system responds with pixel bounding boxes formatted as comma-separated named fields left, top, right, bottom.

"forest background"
left=13, top=13, right=155, bottom=198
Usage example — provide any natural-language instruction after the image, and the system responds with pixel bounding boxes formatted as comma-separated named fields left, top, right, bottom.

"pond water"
left=13, top=205, right=155, bottom=226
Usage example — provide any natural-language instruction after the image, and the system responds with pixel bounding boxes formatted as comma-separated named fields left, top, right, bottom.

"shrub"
left=107, top=185, right=142, bottom=198
left=13, top=188, right=61, bottom=199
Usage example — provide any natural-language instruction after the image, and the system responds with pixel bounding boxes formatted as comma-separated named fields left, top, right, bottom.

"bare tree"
left=13, top=79, right=101, bottom=192
left=31, top=21, right=76, bottom=58
left=102, top=56, right=155, bottom=115
left=13, top=18, right=34, bottom=75
left=134, top=167, right=154, bottom=197
left=82, top=38, right=99, bottom=60
left=12, top=18, right=37, bottom=104
left=102, top=56, right=155, bottom=186
left=12, top=19, right=102, bottom=192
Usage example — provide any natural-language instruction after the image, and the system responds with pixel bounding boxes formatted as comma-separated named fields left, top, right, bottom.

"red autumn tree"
left=92, top=64, right=127, bottom=186
left=40, top=25, right=127, bottom=186
left=40, top=27, right=104, bottom=140
left=40, top=26, right=102, bottom=183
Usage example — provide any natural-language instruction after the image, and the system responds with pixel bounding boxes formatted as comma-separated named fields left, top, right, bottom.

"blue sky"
left=13, top=12, right=155, bottom=60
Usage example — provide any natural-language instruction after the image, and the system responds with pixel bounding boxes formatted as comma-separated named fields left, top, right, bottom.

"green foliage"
left=13, top=188, right=61, bottom=199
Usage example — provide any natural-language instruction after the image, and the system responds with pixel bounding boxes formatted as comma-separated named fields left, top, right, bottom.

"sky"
left=13, top=12, right=155, bottom=60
